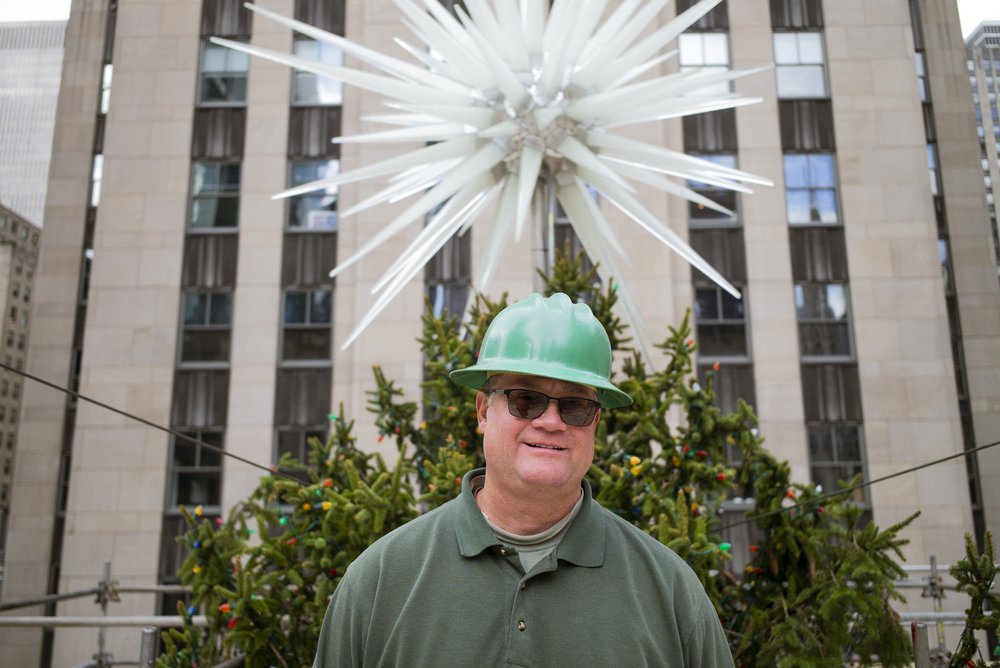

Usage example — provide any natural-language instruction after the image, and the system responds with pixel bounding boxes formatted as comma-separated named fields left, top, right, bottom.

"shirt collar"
left=454, top=468, right=606, bottom=568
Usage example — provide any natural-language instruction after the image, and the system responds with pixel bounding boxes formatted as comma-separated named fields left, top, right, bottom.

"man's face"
left=476, top=373, right=600, bottom=497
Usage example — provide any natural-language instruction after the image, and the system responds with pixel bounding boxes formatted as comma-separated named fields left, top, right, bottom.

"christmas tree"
left=160, top=250, right=979, bottom=667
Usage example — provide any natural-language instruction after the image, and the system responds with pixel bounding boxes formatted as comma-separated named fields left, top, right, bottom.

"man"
left=313, top=293, right=734, bottom=667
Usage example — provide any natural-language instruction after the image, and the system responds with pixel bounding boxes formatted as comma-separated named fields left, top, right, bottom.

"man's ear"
left=475, top=390, right=489, bottom=432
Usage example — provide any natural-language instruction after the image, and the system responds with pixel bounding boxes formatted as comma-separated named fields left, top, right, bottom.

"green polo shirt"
left=313, top=468, right=734, bottom=667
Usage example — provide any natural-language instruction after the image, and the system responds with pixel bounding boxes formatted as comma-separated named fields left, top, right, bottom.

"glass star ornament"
left=212, top=0, right=771, bottom=351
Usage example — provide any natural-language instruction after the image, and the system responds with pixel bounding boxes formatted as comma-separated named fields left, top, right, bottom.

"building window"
left=426, top=233, right=471, bottom=319
left=287, top=159, right=339, bottom=230
left=926, top=144, right=941, bottom=196
left=180, top=291, right=233, bottom=363
left=100, top=63, right=113, bottom=114
left=773, top=32, right=827, bottom=98
left=800, top=364, right=866, bottom=503
left=275, top=427, right=327, bottom=477
left=687, top=154, right=739, bottom=226
left=794, top=282, right=851, bottom=359
left=168, top=431, right=224, bottom=509
left=274, top=367, right=332, bottom=478
left=915, top=52, right=928, bottom=102
left=190, top=162, right=241, bottom=229
left=783, top=153, right=838, bottom=224
left=291, top=39, right=344, bottom=106
left=678, top=33, right=731, bottom=96
left=697, top=363, right=756, bottom=415
left=770, top=0, right=824, bottom=29
left=693, top=285, right=748, bottom=358
left=807, top=424, right=865, bottom=504
left=282, top=289, right=333, bottom=362
left=91, top=154, right=104, bottom=207
left=198, top=41, right=250, bottom=106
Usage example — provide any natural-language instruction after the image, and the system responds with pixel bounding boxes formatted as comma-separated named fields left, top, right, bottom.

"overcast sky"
left=1, top=0, right=997, bottom=37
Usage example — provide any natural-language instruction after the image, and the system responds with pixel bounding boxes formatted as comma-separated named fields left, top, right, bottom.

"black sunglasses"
left=493, top=389, right=601, bottom=427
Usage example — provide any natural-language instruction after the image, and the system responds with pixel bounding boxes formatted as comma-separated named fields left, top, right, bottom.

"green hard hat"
left=449, top=293, right=633, bottom=408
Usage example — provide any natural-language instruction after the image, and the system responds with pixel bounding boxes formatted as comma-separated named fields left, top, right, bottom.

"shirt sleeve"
left=684, top=596, right=736, bottom=668
left=312, top=574, right=366, bottom=668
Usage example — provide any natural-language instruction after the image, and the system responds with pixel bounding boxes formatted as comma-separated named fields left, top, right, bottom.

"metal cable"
left=0, top=362, right=302, bottom=484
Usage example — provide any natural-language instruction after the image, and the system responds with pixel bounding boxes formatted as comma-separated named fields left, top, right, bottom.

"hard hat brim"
left=450, top=361, right=633, bottom=409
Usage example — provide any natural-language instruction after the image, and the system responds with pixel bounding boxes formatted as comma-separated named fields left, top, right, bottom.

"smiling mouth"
left=527, top=443, right=565, bottom=451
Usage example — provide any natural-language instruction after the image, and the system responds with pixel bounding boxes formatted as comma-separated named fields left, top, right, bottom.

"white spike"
left=576, top=0, right=645, bottom=67
left=608, top=50, right=677, bottom=89
left=582, top=168, right=741, bottom=298
left=554, top=135, right=635, bottom=195
left=328, top=142, right=506, bottom=280
left=586, top=130, right=772, bottom=187
left=607, top=160, right=733, bottom=216
left=271, top=136, right=481, bottom=199
left=338, top=159, right=462, bottom=219
left=478, top=120, right=521, bottom=138
left=209, top=37, right=471, bottom=106
left=494, top=1, right=531, bottom=73
left=520, top=0, right=546, bottom=63
left=475, top=175, right=519, bottom=291
left=572, top=0, right=670, bottom=90
left=418, top=0, right=478, bottom=52
left=341, top=182, right=498, bottom=350
left=456, top=12, right=530, bottom=111
left=392, top=0, right=492, bottom=85
left=362, top=113, right=451, bottom=126
left=537, top=0, right=608, bottom=99
left=593, top=0, right=726, bottom=90
left=333, top=123, right=473, bottom=144
left=243, top=2, right=477, bottom=97
left=373, top=175, right=495, bottom=293
left=555, top=178, right=654, bottom=363
left=459, top=0, right=511, bottom=63
left=601, top=94, right=764, bottom=130
left=386, top=102, right=498, bottom=128
left=514, top=143, right=544, bottom=242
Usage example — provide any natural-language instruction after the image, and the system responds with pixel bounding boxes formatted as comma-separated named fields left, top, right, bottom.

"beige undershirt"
left=470, top=474, right=584, bottom=573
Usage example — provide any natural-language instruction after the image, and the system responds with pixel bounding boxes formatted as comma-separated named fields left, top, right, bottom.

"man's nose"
left=532, top=398, right=566, bottom=428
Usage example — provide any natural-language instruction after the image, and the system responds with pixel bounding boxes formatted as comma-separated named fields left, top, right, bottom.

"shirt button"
left=519, top=582, right=526, bottom=591
left=517, top=620, right=526, bottom=632
left=500, top=548, right=509, bottom=556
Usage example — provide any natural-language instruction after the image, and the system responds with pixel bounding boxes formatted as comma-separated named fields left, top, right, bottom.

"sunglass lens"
left=507, top=390, right=548, bottom=419
left=559, top=398, right=598, bottom=426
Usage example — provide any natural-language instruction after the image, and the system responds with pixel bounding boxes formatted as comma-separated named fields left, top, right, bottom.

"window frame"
left=290, top=38, right=345, bottom=107
left=693, top=283, right=751, bottom=361
left=783, top=152, right=840, bottom=225
left=197, top=40, right=250, bottom=107
left=678, top=32, right=732, bottom=96
left=286, top=158, right=340, bottom=232
left=280, top=288, right=334, bottom=365
left=773, top=31, right=828, bottom=99
left=793, top=281, right=853, bottom=361
left=166, top=430, right=226, bottom=511
left=178, top=289, right=234, bottom=366
left=686, top=153, right=741, bottom=227
left=189, top=160, right=242, bottom=231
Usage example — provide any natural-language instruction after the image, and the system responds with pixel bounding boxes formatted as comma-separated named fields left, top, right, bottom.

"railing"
left=1, top=557, right=995, bottom=666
